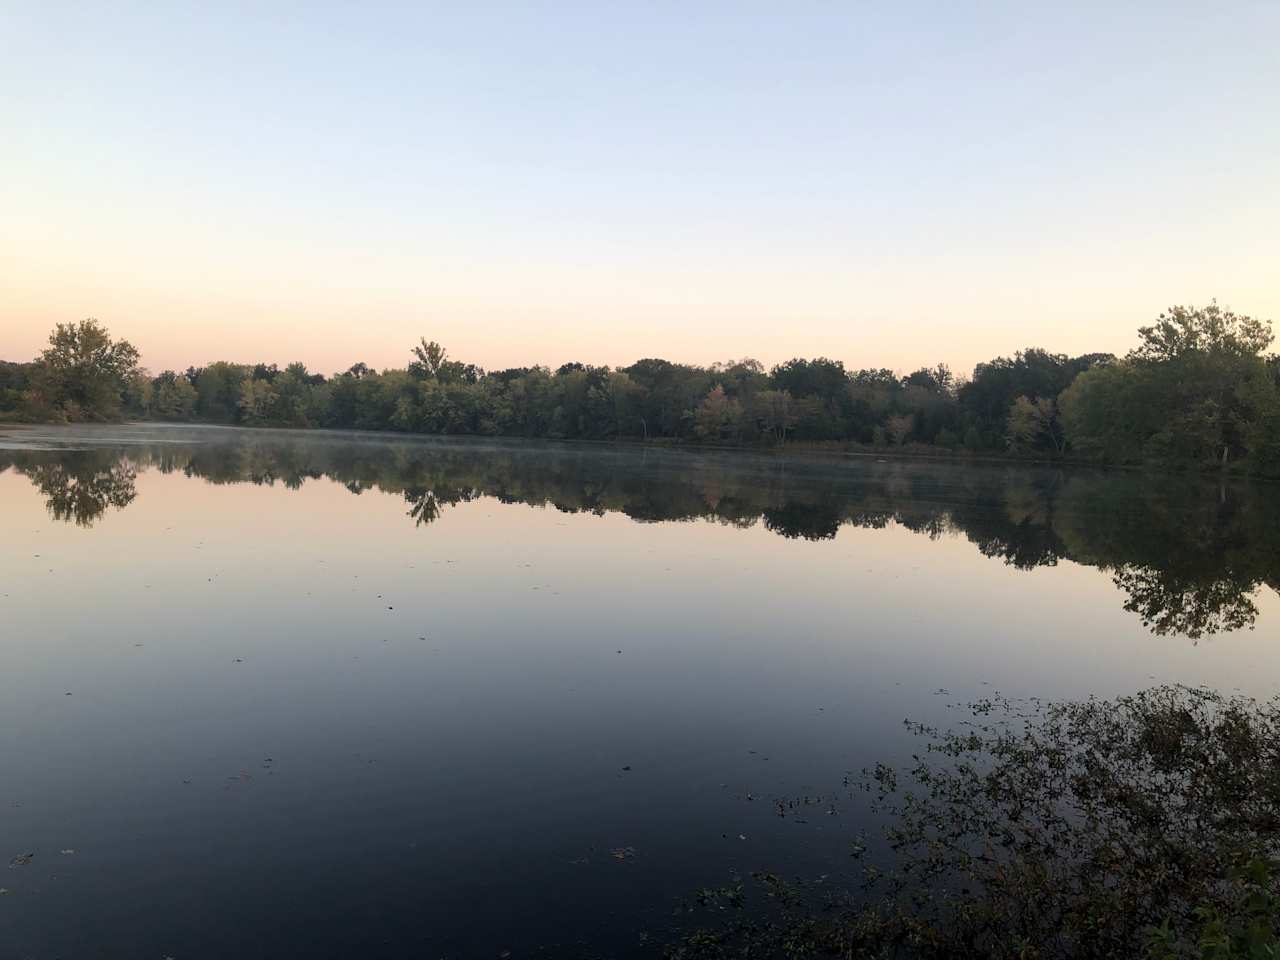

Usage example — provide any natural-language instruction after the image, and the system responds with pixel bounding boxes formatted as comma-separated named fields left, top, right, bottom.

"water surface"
left=1, top=425, right=1277, bottom=957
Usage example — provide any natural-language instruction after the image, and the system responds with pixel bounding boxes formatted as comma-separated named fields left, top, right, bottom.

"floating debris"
left=610, top=846, right=636, bottom=861
left=8, top=853, right=33, bottom=868
left=60, top=848, right=75, bottom=856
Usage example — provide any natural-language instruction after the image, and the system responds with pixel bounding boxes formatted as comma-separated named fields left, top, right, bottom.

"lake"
left=1, top=424, right=1277, bottom=958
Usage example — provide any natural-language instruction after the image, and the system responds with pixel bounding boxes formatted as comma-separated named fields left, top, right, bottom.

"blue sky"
left=3, top=2, right=1277, bottom=373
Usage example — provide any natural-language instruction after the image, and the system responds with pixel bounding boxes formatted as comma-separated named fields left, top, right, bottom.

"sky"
left=2, top=2, right=1277, bottom=377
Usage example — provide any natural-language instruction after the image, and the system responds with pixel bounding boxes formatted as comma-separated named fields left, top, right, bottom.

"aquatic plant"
left=665, top=686, right=1280, bottom=958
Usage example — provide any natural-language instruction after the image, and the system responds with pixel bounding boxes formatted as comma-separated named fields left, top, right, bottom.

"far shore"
left=2, top=416, right=1263, bottom=481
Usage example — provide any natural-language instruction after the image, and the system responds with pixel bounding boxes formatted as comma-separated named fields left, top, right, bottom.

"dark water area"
left=1, top=424, right=1277, bottom=958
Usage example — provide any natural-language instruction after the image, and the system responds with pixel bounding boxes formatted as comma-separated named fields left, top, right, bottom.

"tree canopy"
left=3, top=304, right=1276, bottom=475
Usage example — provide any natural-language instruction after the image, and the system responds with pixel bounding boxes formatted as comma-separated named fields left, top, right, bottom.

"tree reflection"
left=2, top=433, right=1275, bottom=641
left=1114, top=566, right=1258, bottom=639
left=13, top=451, right=138, bottom=527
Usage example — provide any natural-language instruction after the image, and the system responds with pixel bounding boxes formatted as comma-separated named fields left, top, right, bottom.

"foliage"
left=152, top=371, right=197, bottom=420
left=693, top=385, right=744, bottom=441
left=1006, top=395, right=1064, bottom=453
left=5, top=304, right=1278, bottom=473
left=1061, top=304, right=1279, bottom=472
left=665, top=686, right=1280, bottom=959
left=960, top=349, right=1108, bottom=449
left=0, top=360, right=34, bottom=415
left=30, top=319, right=141, bottom=420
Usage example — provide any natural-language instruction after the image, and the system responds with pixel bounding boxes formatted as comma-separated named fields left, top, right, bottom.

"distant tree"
left=1239, top=369, right=1280, bottom=477
left=886, top=413, right=915, bottom=446
left=271, top=363, right=317, bottom=426
left=846, top=369, right=900, bottom=442
left=694, top=384, right=743, bottom=442
left=1062, top=304, right=1275, bottom=466
left=751, top=389, right=796, bottom=445
left=903, top=363, right=955, bottom=397
left=123, top=370, right=153, bottom=417
left=623, top=358, right=710, bottom=439
left=1059, top=362, right=1156, bottom=462
left=960, top=348, right=1107, bottom=448
left=602, top=370, right=643, bottom=440
left=1006, top=395, right=1065, bottom=453
left=770, top=357, right=848, bottom=400
left=1133, top=302, right=1273, bottom=362
left=237, top=376, right=278, bottom=425
left=36, top=319, right=140, bottom=420
left=153, top=371, right=198, bottom=420
left=195, top=362, right=252, bottom=422
left=0, top=360, right=34, bottom=413
left=409, top=339, right=447, bottom=380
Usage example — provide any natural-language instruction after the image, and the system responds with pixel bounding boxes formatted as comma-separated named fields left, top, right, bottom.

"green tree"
left=36, top=319, right=141, bottom=420
left=1062, top=304, right=1274, bottom=466
left=409, top=339, right=447, bottom=380
left=153, top=372, right=197, bottom=420
left=1238, top=368, right=1280, bottom=477
left=195, top=362, right=252, bottom=422
left=604, top=370, right=644, bottom=440
left=237, top=376, right=278, bottom=425
left=693, top=385, right=743, bottom=442
left=1059, top=360, right=1159, bottom=461
left=1006, top=395, right=1065, bottom=453
left=750, top=389, right=796, bottom=445
left=1134, top=302, right=1273, bottom=361
left=123, top=370, right=153, bottom=417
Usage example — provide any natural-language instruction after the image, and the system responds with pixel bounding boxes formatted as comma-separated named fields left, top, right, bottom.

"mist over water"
left=1, top=424, right=1277, bottom=958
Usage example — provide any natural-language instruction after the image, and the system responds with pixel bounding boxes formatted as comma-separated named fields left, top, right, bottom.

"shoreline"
left=1, top=416, right=1268, bottom=481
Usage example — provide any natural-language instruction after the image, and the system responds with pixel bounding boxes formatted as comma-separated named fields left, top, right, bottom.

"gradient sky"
left=3, top=2, right=1277, bottom=377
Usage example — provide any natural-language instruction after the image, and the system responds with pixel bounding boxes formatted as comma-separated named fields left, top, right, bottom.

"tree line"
left=2, top=303, right=1277, bottom=474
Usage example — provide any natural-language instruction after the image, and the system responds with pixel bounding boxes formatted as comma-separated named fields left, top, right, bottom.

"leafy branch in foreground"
left=665, top=686, right=1280, bottom=959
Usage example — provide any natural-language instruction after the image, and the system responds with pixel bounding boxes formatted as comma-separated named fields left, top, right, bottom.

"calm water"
left=2, top=424, right=1278, bottom=958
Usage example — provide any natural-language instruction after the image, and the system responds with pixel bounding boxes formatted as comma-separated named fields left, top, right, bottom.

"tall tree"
left=36, top=319, right=141, bottom=420
left=409, top=339, right=448, bottom=380
left=1061, top=304, right=1275, bottom=465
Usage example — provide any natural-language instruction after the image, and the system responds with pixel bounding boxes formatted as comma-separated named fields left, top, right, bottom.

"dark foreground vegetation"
left=3, top=303, right=1278, bottom=475
left=665, top=686, right=1280, bottom=959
